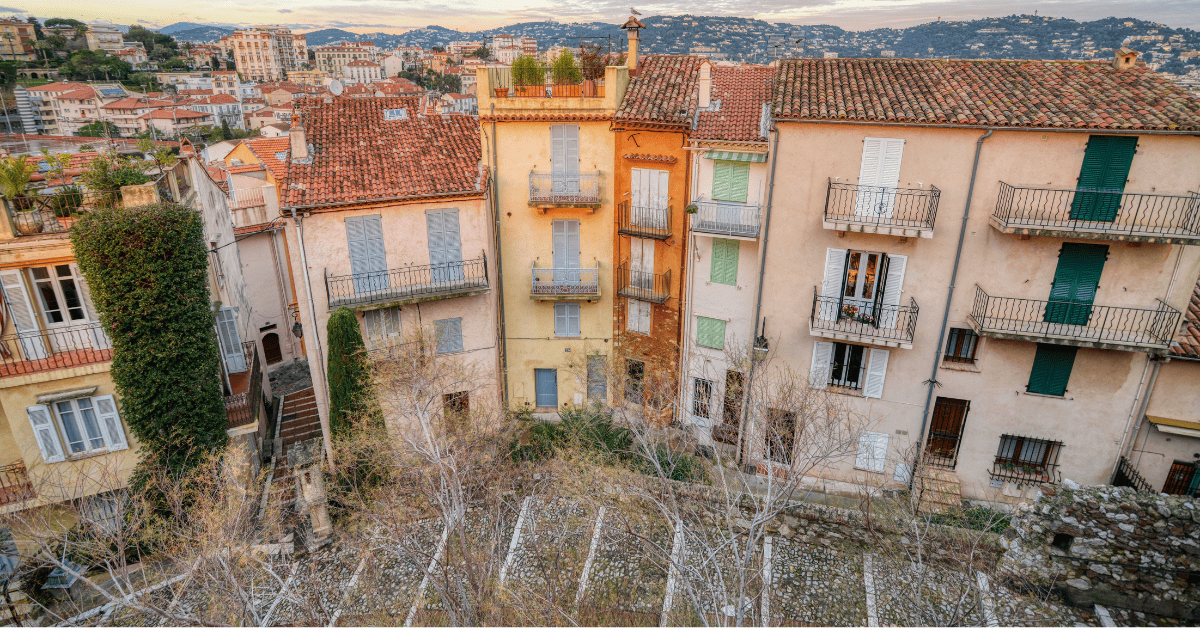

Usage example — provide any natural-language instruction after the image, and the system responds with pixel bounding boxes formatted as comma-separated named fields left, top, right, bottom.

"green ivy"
left=326, top=307, right=372, bottom=437
left=71, top=203, right=228, bottom=475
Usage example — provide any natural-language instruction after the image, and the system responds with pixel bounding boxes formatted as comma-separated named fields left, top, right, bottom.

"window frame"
left=52, top=396, right=124, bottom=456
left=991, top=434, right=1063, bottom=483
left=696, top=316, right=727, bottom=350
left=692, top=378, right=714, bottom=420
left=944, top=328, right=980, bottom=364
left=829, top=342, right=867, bottom=390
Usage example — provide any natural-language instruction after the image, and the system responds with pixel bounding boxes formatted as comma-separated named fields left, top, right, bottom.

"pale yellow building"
left=0, top=18, right=36, bottom=62
left=220, top=29, right=285, bottom=82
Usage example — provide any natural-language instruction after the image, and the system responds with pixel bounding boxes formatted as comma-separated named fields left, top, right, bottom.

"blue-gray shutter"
left=435, top=318, right=463, bottom=354
left=215, top=307, right=247, bottom=373
left=426, top=208, right=464, bottom=283
left=534, top=369, right=558, bottom=408
left=346, top=215, right=389, bottom=293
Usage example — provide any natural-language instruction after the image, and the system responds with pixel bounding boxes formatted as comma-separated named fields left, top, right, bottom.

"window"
left=696, top=316, right=726, bottom=350
left=692, top=378, right=714, bottom=421
left=534, top=369, right=558, bottom=408
left=842, top=250, right=881, bottom=306
left=554, top=303, right=580, bottom=337
left=30, top=395, right=127, bottom=459
left=624, top=359, right=645, bottom=404
left=586, top=355, right=607, bottom=403
left=1027, top=343, right=1077, bottom=396
left=712, top=160, right=749, bottom=203
left=627, top=300, right=650, bottom=335
left=30, top=265, right=85, bottom=325
left=855, top=431, right=889, bottom=472
left=819, top=248, right=907, bottom=329
left=345, top=215, right=388, bottom=293
left=993, top=434, right=1062, bottom=482
left=854, top=137, right=904, bottom=217
left=710, top=238, right=739, bottom=286
left=811, top=341, right=890, bottom=399
left=434, top=317, right=463, bottom=354
left=766, top=409, right=797, bottom=464
left=215, top=307, right=247, bottom=373
left=443, top=391, right=469, bottom=425
left=1045, top=243, right=1107, bottom=326
left=944, top=328, right=979, bottom=363
left=830, top=342, right=865, bottom=389
left=363, top=307, right=402, bottom=349
left=714, top=370, right=743, bottom=445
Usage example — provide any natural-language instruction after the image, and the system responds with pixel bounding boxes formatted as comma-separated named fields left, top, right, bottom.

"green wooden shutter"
left=696, top=316, right=727, bottom=350
left=727, top=162, right=749, bottom=203
left=712, top=161, right=731, bottom=201
left=1071, top=135, right=1137, bottom=222
left=710, top=238, right=739, bottom=286
left=1027, top=343, right=1078, bottom=396
left=1044, top=243, right=1107, bottom=325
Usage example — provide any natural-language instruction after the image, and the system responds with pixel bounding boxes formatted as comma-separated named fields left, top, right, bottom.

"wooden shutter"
left=550, top=124, right=564, bottom=176
left=346, top=215, right=388, bottom=292
left=215, top=307, right=247, bottom=373
left=93, top=395, right=127, bottom=451
left=627, top=299, right=650, bottom=334
left=552, top=220, right=581, bottom=269
left=809, top=341, right=834, bottom=389
left=711, top=160, right=731, bottom=201
left=1073, top=136, right=1137, bottom=221
left=564, top=124, right=579, bottom=176
left=857, top=138, right=904, bottom=188
left=1045, top=243, right=1107, bottom=325
left=713, top=161, right=749, bottom=203
left=877, top=254, right=907, bottom=328
left=0, top=268, right=48, bottom=360
left=587, top=355, right=607, bottom=402
left=555, top=303, right=580, bottom=337
left=426, top=208, right=464, bottom=282
left=856, top=431, right=889, bottom=472
left=822, top=248, right=848, bottom=298
left=654, top=170, right=669, bottom=209
left=863, top=348, right=890, bottom=399
left=631, top=167, right=648, bottom=207
left=26, top=405, right=65, bottom=463
left=1027, top=343, right=1077, bottom=396
left=710, top=238, right=738, bottom=286
left=435, top=317, right=463, bottom=354
left=696, top=316, right=726, bottom=350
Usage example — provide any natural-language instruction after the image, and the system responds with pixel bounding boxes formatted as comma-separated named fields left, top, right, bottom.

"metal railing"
left=5, top=191, right=121, bottom=236
left=0, top=461, right=34, bottom=506
left=531, top=264, right=600, bottom=297
left=689, top=200, right=761, bottom=238
left=529, top=172, right=601, bottom=205
left=970, top=285, right=1181, bottom=351
left=326, top=256, right=489, bottom=309
left=617, top=201, right=672, bottom=239
left=616, top=262, right=671, bottom=304
left=1113, top=456, right=1154, bottom=493
left=488, top=66, right=606, bottom=98
left=993, top=182, right=1200, bottom=239
left=0, top=324, right=113, bottom=378
left=828, top=362, right=867, bottom=391
left=824, top=179, right=940, bottom=230
left=810, top=289, right=919, bottom=346
left=229, top=186, right=269, bottom=209
left=989, top=434, right=1063, bottom=485
left=225, top=341, right=261, bottom=429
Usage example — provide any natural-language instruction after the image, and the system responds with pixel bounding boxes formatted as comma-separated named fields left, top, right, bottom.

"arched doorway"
left=262, top=332, right=283, bottom=364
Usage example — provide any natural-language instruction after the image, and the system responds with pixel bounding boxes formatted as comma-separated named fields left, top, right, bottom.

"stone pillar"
left=288, top=437, right=332, bottom=549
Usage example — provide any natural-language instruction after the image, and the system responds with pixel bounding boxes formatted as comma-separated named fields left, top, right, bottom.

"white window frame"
left=50, top=395, right=127, bottom=457
left=855, top=431, right=890, bottom=473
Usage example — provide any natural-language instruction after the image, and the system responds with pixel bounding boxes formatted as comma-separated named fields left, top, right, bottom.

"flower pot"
left=493, top=87, right=509, bottom=98
left=12, top=211, right=42, bottom=235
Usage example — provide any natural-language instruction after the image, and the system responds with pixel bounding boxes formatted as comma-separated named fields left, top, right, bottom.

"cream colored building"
left=343, top=59, right=382, bottom=84
left=84, top=21, right=123, bottom=52
left=0, top=18, right=36, bottom=62
left=220, top=29, right=285, bottom=82
left=314, top=43, right=375, bottom=77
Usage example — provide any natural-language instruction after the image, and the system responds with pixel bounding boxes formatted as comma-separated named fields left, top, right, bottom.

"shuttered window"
left=587, top=355, right=607, bottom=403
left=554, top=303, right=580, bottom=337
left=345, top=215, right=388, bottom=293
left=696, top=316, right=726, bottom=350
left=48, top=395, right=127, bottom=456
left=26, top=405, right=65, bottom=463
left=1027, top=343, right=1077, bottom=396
left=426, top=208, right=464, bottom=282
left=1045, top=243, right=1107, bottom=325
left=434, top=317, right=463, bottom=354
left=855, top=431, right=890, bottom=473
left=550, top=124, right=579, bottom=176
left=712, top=160, right=749, bottom=203
left=363, top=307, right=401, bottom=349
left=215, top=307, right=247, bottom=373
left=710, top=238, right=739, bottom=286
left=1072, top=135, right=1137, bottom=222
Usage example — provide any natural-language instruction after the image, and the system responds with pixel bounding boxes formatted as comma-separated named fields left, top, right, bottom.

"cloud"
left=279, top=8, right=293, bottom=12
left=0, top=6, right=26, bottom=12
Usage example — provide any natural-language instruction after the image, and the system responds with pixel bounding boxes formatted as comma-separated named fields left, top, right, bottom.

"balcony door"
left=854, top=137, right=904, bottom=218
left=426, top=208, right=464, bottom=283
left=1071, top=135, right=1137, bottom=223
left=821, top=248, right=907, bottom=329
left=550, top=124, right=579, bottom=195
left=630, top=237, right=655, bottom=290
left=346, top=215, right=388, bottom=294
left=1044, top=243, right=1107, bottom=326
left=631, top=168, right=668, bottom=231
left=552, top=219, right=581, bottom=286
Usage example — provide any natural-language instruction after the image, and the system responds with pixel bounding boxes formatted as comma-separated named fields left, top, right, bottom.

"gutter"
left=1112, top=356, right=1162, bottom=482
left=770, top=118, right=1200, bottom=136
left=913, top=127, right=994, bottom=474
left=489, top=103, right=510, bottom=410
left=289, top=206, right=333, bottom=463
left=285, top=189, right=486, bottom=213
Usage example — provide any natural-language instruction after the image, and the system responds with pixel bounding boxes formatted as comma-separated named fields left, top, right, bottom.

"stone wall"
left=998, top=481, right=1200, bottom=621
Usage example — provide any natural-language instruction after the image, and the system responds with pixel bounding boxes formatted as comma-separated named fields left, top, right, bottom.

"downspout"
left=914, top=127, right=994, bottom=472
left=1112, top=356, right=1162, bottom=482
left=490, top=103, right=510, bottom=409
left=290, top=206, right=332, bottom=462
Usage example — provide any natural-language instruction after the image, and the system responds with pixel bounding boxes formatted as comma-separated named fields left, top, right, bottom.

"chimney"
left=698, top=62, right=712, bottom=109
left=289, top=114, right=308, bottom=160
left=1112, top=39, right=1139, bottom=70
left=621, top=16, right=645, bottom=71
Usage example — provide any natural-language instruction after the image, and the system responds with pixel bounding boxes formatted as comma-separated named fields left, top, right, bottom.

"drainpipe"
left=290, top=206, right=332, bottom=462
left=1112, top=355, right=1162, bottom=482
left=913, top=128, right=993, bottom=474
left=490, top=103, right=510, bottom=409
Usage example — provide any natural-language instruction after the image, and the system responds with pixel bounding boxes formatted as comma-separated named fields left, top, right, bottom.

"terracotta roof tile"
left=615, top=55, right=705, bottom=126
left=1172, top=277, right=1200, bottom=360
left=772, top=58, right=1200, bottom=131
left=242, top=137, right=291, bottom=180
left=25, top=81, right=88, bottom=93
left=623, top=153, right=677, bottom=163
left=283, top=97, right=482, bottom=208
left=694, top=65, right=774, bottom=143
left=55, top=87, right=97, bottom=100
left=140, top=109, right=213, bottom=119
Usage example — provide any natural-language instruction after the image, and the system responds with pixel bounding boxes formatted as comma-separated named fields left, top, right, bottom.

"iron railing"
left=0, top=461, right=33, bottom=506
left=326, top=256, right=489, bottom=309
left=617, top=201, right=672, bottom=239
left=530, top=264, right=600, bottom=297
left=1113, top=456, right=1154, bottom=493
left=5, top=191, right=121, bottom=236
left=0, top=324, right=112, bottom=378
left=989, top=434, right=1063, bottom=485
left=229, top=186, right=270, bottom=209
left=993, top=182, right=1200, bottom=239
left=616, top=262, right=671, bottom=304
left=487, top=66, right=606, bottom=98
left=827, top=362, right=867, bottom=392
left=810, top=288, right=919, bottom=346
left=824, top=180, right=940, bottom=230
left=225, top=341, right=262, bottom=429
left=689, top=200, right=761, bottom=238
left=529, top=172, right=601, bottom=204
left=970, top=285, right=1181, bottom=351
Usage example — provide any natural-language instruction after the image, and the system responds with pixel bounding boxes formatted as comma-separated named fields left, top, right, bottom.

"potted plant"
left=493, top=86, right=509, bottom=98
left=550, top=50, right=582, bottom=97
left=578, top=44, right=606, bottom=97
left=511, top=55, right=542, bottom=97
left=0, top=156, right=40, bottom=234
left=685, top=203, right=699, bottom=214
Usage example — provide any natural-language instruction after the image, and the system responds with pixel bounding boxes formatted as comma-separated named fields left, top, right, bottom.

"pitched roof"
left=140, top=109, right=213, bottom=119
left=346, top=59, right=380, bottom=67
left=283, top=97, right=482, bottom=208
left=694, top=65, right=774, bottom=143
left=772, top=58, right=1200, bottom=131
left=179, top=89, right=214, bottom=96
left=192, top=93, right=240, bottom=104
left=25, top=81, right=88, bottom=93
left=102, top=98, right=153, bottom=110
left=242, top=137, right=291, bottom=179
left=615, top=55, right=705, bottom=127
left=1172, top=278, right=1200, bottom=360
left=56, top=87, right=97, bottom=100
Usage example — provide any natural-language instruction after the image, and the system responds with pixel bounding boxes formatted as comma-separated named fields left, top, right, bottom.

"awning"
left=705, top=150, right=767, bottom=163
left=1147, top=415, right=1200, bottom=438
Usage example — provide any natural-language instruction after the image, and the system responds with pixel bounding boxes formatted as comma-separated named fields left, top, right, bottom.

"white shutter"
left=809, top=341, right=834, bottom=389
left=822, top=248, right=847, bottom=298
left=563, top=124, right=579, bottom=176
left=863, top=348, right=890, bottom=399
left=0, top=269, right=48, bottom=360
left=879, top=139, right=904, bottom=189
left=72, top=264, right=112, bottom=351
left=857, top=138, right=884, bottom=188
left=631, top=167, right=646, bottom=208
left=93, top=395, right=127, bottom=451
left=879, top=254, right=907, bottom=329
left=855, top=138, right=904, bottom=217
left=627, top=300, right=650, bottom=334
left=856, top=431, right=889, bottom=472
left=26, top=405, right=65, bottom=463
left=655, top=170, right=669, bottom=209
left=551, top=124, right=564, bottom=176
left=215, top=307, right=247, bottom=373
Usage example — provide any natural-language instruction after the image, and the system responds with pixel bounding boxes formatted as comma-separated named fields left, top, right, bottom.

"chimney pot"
left=1112, top=46, right=1139, bottom=70
left=289, top=115, right=308, bottom=160
left=698, top=62, right=712, bottom=109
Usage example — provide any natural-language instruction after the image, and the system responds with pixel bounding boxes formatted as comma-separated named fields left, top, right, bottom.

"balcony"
left=229, top=186, right=268, bottom=210
left=689, top=200, right=761, bottom=239
left=809, top=289, right=919, bottom=349
left=0, top=325, right=112, bottom=378
left=616, top=262, right=671, bottom=304
left=991, top=182, right=1200, bottom=245
left=327, top=256, right=490, bottom=309
left=5, top=190, right=121, bottom=238
left=485, top=65, right=607, bottom=100
left=530, top=264, right=601, bottom=301
left=0, top=461, right=34, bottom=506
left=224, top=341, right=262, bottom=431
left=823, top=180, right=940, bottom=238
left=528, top=172, right=601, bottom=210
left=617, top=201, right=672, bottom=240
left=968, top=285, right=1181, bottom=353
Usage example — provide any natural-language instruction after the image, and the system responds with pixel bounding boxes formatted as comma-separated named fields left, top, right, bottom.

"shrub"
left=511, top=54, right=542, bottom=87
left=79, top=153, right=151, bottom=193
left=550, top=50, right=582, bottom=84
left=326, top=307, right=373, bottom=437
left=0, top=156, right=36, bottom=207
left=71, top=203, right=228, bottom=475
left=48, top=184, right=83, bottom=218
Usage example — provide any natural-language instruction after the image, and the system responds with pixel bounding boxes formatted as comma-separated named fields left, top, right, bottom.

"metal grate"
left=990, top=434, right=1063, bottom=484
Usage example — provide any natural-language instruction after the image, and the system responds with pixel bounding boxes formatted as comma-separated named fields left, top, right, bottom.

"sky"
left=10, top=0, right=1200, bottom=33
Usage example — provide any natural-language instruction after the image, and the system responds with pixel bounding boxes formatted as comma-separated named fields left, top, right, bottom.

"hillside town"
left=0, top=9, right=1194, bottom=627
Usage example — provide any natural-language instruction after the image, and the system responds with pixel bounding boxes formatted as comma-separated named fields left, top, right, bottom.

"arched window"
left=262, top=332, right=283, bottom=364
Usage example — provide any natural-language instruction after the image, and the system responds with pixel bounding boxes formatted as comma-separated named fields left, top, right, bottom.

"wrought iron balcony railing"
left=616, top=262, right=671, bottom=304
left=0, top=323, right=112, bottom=378
left=529, top=172, right=601, bottom=205
left=0, top=461, right=34, bottom=506
left=992, top=182, right=1200, bottom=243
left=224, top=341, right=262, bottom=430
left=326, top=256, right=489, bottom=309
left=689, top=200, right=761, bottom=238
left=809, top=289, right=919, bottom=348
left=969, top=285, right=1181, bottom=352
left=530, top=263, right=601, bottom=299
left=823, top=179, right=940, bottom=234
left=617, top=201, right=672, bottom=240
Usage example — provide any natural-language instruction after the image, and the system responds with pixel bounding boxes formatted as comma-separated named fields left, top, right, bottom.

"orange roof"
left=179, top=89, right=214, bottom=96
left=55, top=87, right=97, bottom=100
left=226, top=163, right=265, bottom=174
left=102, top=98, right=153, bottom=110
left=25, top=81, right=88, bottom=93
left=615, top=55, right=705, bottom=127
left=242, top=137, right=290, bottom=180
left=140, top=109, right=213, bottom=119
left=694, top=65, right=775, bottom=143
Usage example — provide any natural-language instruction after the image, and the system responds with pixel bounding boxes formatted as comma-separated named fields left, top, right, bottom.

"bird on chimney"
left=631, top=7, right=642, bottom=15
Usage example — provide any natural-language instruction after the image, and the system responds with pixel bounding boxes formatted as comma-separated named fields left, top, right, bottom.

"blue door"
left=534, top=369, right=558, bottom=408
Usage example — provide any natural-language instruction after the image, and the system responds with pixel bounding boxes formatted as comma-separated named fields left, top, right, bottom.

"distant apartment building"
left=491, top=34, right=536, bottom=63
left=219, top=29, right=284, bottom=82
left=52, top=83, right=130, bottom=136
left=259, top=25, right=308, bottom=73
left=211, top=70, right=241, bottom=98
left=84, top=21, right=123, bottom=52
left=343, top=59, right=382, bottom=84
left=314, top=43, right=376, bottom=77
left=0, top=18, right=36, bottom=61
left=448, top=41, right=483, bottom=57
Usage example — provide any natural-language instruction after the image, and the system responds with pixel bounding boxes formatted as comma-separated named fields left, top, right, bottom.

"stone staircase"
left=914, top=466, right=963, bottom=514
